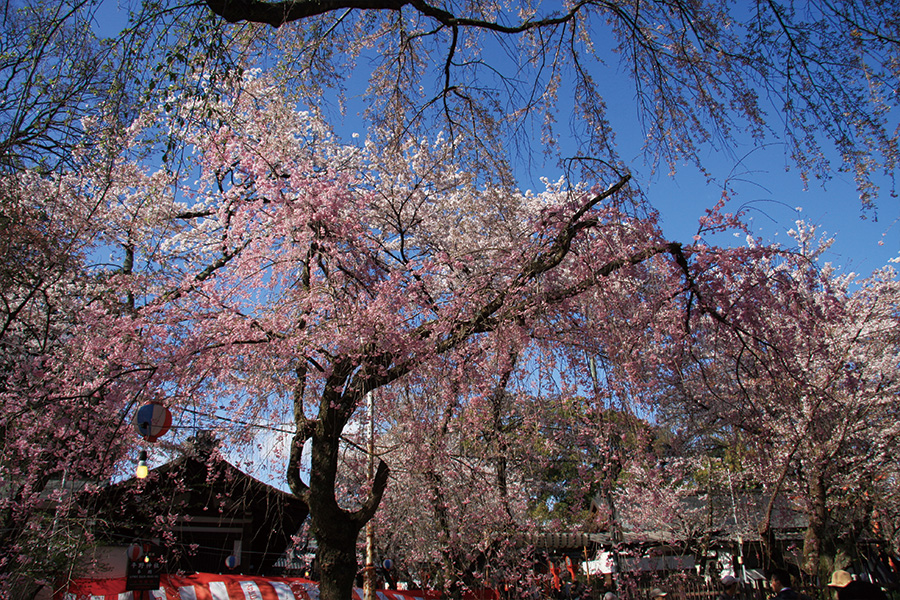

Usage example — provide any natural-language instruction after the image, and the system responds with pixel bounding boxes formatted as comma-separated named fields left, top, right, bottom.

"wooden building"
left=90, top=434, right=308, bottom=577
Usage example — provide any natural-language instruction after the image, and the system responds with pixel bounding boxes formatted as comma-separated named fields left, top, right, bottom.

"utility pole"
left=364, top=389, right=376, bottom=600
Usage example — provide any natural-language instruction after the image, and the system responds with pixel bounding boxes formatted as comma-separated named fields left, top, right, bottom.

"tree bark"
left=802, top=464, right=828, bottom=581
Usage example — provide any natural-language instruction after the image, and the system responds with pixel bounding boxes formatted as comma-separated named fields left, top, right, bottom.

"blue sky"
left=634, top=146, right=899, bottom=275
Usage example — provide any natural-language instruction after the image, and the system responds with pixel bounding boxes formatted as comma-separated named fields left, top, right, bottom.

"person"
left=827, top=569, right=888, bottom=600
left=769, top=569, right=800, bottom=600
left=649, top=588, right=667, bottom=600
left=718, top=575, right=740, bottom=600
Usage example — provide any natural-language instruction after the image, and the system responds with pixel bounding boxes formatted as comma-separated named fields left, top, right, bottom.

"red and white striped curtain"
left=60, top=574, right=444, bottom=600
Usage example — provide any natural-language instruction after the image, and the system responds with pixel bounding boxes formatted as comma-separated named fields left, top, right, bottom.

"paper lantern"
left=133, top=402, right=172, bottom=442
left=127, top=543, right=143, bottom=562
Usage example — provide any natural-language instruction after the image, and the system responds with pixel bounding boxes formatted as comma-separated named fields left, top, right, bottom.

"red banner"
left=61, top=573, right=492, bottom=600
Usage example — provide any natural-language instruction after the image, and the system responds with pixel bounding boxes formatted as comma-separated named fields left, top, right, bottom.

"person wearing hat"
left=827, top=569, right=887, bottom=600
left=648, top=588, right=667, bottom=600
left=769, top=568, right=800, bottom=600
left=827, top=569, right=854, bottom=599
left=718, top=575, right=740, bottom=600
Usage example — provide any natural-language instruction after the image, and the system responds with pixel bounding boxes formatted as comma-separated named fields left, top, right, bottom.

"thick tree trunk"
left=288, top=369, right=390, bottom=600
left=802, top=466, right=829, bottom=582
left=317, top=527, right=361, bottom=600
left=307, top=433, right=372, bottom=600
left=308, top=416, right=371, bottom=600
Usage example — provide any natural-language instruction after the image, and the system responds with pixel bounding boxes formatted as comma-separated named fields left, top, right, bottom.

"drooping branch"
left=204, top=0, right=591, bottom=32
left=487, top=345, right=519, bottom=519
left=205, top=0, right=403, bottom=25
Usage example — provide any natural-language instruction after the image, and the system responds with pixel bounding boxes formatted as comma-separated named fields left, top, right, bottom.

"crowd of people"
left=637, top=568, right=890, bottom=600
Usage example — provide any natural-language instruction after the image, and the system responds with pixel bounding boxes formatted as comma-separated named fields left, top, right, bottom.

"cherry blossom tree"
left=0, top=4, right=172, bottom=594
left=645, top=226, right=900, bottom=582
left=69, top=71, right=798, bottom=600
left=0, top=169, right=148, bottom=596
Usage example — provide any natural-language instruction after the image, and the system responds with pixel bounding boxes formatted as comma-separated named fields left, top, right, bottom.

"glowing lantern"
left=133, top=402, right=172, bottom=442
